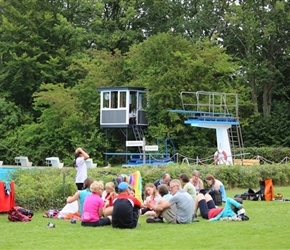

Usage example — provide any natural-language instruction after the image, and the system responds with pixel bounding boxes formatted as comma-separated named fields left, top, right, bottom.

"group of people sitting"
left=65, top=170, right=247, bottom=228
left=140, top=171, right=246, bottom=223
left=66, top=178, right=140, bottom=228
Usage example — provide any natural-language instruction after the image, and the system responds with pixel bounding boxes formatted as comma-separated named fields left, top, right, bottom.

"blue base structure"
left=104, top=138, right=176, bottom=167
left=122, top=155, right=173, bottom=167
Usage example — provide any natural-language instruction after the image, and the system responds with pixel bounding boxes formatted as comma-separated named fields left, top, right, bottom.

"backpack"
left=209, top=190, right=222, bottom=206
left=235, top=188, right=260, bottom=201
left=199, top=189, right=222, bottom=206
left=247, top=188, right=260, bottom=201
left=8, top=206, right=34, bottom=222
left=260, top=179, right=274, bottom=201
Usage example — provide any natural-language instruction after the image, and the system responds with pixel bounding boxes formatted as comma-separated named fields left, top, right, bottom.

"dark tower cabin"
left=98, top=87, right=148, bottom=157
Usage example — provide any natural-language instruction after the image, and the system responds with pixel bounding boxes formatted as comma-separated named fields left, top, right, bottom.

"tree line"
left=0, top=0, right=290, bottom=166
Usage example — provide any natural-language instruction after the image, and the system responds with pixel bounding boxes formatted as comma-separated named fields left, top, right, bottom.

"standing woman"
left=74, top=147, right=89, bottom=190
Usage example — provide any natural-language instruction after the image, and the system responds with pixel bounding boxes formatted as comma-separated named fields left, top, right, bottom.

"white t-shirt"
left=75, top=157, right=87, bottom=183
left=102, top=190, right=107, bottom=200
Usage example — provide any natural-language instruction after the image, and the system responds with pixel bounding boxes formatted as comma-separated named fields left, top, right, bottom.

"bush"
left=10, top=163, right=290, bottom=211
left=10, top=168, right=76, bottom=211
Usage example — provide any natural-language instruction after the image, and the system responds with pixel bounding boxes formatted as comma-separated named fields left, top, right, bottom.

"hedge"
left=8, top=163, right=290, bottom=211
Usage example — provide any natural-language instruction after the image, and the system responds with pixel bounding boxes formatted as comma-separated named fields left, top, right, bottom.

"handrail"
left=179, top=91, right=239, bottom=118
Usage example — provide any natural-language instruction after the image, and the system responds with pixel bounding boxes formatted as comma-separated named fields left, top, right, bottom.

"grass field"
left=1, top=187, right=290, bottom=250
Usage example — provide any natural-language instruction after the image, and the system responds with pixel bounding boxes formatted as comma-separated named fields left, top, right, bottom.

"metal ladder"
left=132, top=125, right=144, bottom=153
left=228, top=124, right=245, bottom=161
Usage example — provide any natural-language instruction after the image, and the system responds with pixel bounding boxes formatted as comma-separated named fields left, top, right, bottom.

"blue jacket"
left=209, top=197, right=242, bottom=221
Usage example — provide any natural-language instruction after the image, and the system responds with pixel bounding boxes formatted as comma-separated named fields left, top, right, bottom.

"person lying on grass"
left=193, top=193, right=248, bottom=221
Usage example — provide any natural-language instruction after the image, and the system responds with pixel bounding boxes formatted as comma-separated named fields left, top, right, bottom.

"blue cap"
left=118, top=182, right=131, bottom=191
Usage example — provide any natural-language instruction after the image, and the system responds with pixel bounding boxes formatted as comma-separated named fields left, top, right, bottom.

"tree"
left=0, top=0, right=88, bottom=112
left=222, top=0, right=290, bottom=117
left=126, top=33, right=242, bottom=151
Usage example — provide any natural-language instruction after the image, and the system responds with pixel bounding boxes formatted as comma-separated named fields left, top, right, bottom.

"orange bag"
left=260, top=179, right=274, bottom=201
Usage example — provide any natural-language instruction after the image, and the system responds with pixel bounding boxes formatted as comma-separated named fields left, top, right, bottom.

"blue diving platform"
left=185, top=119, right=239, bottom=126
left=169, top=91, right=244, bottom=165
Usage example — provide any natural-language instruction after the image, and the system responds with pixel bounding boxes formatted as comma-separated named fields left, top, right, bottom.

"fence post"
left=63, top=173, right=66, bottom=198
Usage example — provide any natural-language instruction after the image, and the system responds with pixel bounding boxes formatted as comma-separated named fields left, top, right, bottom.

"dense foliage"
left=1, top=0, right=290, bottom=166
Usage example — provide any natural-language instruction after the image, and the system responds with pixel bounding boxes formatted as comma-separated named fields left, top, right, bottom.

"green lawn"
left=1, top=187, right=290, bottom=250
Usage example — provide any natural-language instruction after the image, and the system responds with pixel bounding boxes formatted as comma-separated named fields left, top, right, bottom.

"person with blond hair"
left=146, top=179, right=193, bottom=224
left=103, top=182, right=117, bottom=217
left=81, top=181, right=112, bottom=227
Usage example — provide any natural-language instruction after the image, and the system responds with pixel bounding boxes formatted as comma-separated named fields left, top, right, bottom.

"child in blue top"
left=66, top=178, right=93, bottom=216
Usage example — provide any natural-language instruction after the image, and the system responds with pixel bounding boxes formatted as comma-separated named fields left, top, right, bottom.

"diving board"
left=170, top=91, right=244, bottom=165
left=184, top=119, right=239, bottom=126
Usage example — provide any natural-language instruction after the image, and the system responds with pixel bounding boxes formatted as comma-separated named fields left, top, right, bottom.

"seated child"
left=140, top=183, right=161, bottom=216
left=103, top=182, right=117, bottom=217
left=66, top=178, right=94, bottom=217
left=146, top=184, right=172, bottom=223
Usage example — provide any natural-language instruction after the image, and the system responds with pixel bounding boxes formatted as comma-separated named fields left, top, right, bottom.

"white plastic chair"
left=45, top=157, right=64, bottom=168
left=14, top=156, right=32, bottom=167
left=85, top=158, right=97, bottom=168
